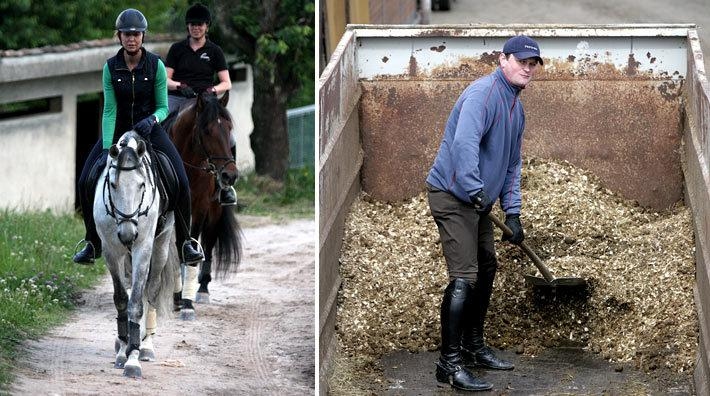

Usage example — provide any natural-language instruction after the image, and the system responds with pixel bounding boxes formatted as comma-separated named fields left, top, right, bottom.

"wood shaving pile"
left=337, top=157, right=697, bottom=374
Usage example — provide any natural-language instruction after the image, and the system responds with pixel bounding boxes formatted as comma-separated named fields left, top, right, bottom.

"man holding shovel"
left=425, top=35, right=543, bottom=391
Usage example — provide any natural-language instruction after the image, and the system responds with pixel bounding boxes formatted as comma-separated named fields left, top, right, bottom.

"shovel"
left=489, top=215, right=587, bottom=289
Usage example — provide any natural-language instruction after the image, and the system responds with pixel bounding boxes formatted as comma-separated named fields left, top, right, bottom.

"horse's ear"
left=136, top=140, right=146, bottom=157
left=219, top=90, right=229, bottom=107
left=109, top=144, right=119, bottom=159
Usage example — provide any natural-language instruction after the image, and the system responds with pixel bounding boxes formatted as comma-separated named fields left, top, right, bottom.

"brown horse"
left=163, top=91, right=242, bottom=316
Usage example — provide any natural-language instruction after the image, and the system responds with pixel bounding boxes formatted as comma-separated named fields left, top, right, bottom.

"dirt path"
left=10, top=216, right=315, bottom=395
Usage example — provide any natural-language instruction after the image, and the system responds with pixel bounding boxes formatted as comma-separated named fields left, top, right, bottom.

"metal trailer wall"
left=683, top=29, right=710, bottom=396
left=319, top=24, right=710, bottom=392
left=318, top=29, right=363, bottom=393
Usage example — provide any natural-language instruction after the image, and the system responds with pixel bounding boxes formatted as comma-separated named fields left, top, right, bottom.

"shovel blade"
left=524, top=275, right=587, bottom=289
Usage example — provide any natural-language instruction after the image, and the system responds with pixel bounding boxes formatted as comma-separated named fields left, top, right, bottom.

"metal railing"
left=287, top=104, right=315, bottom=169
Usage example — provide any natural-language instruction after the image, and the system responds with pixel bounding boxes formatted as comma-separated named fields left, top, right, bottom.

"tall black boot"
left=175, top=195, right=204, bottom=266
left=435, top=278, right=493, bottom=391
left=461, top=268, right=514, bottom=370
left=73, top=160, right=103, bottom=265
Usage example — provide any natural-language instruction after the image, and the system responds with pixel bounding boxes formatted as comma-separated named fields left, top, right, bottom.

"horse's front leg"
left=107, top=263, right=129, bottom=369
left=123, top=245, right=152, bottom=378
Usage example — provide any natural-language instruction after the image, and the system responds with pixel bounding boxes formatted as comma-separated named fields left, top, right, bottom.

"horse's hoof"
left=114, top=338, right=128, bottom=368
left=139, top=348, right=156, bottom=362
left=139, top=336, right=156, bottom=361
left=123, top=351, right=142, bottom=378
left=123, top=364, right=142, bottom=378
left=195, top=292, right=210, bottom=304
left=114, top=355, right=127, bottom=369
left=180, top=308, right=196, bottom=321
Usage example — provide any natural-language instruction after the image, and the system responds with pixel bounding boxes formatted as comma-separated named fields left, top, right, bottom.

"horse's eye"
left=110, top=182, right=117, bottom=189
left=140, top=183, right=146, bottom=189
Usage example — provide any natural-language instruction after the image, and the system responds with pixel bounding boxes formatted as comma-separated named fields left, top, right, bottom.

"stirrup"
left=73, top=239, right=98, bottom=263
left=219, top=186, right=237, bottom=207
left=180, top=238, right=204, bottom=266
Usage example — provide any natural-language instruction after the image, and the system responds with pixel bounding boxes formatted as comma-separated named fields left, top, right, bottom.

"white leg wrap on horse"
left=183, top=264, right=199, bottom=301
left=145, top=307, right=157, bottom=335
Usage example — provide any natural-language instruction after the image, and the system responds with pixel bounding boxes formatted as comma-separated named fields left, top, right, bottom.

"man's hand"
left=133, top=115, right=156, bottom=137
left=178, top=83, right=196, bottom=98
left=502, top=214, right=524, bottom=245
left=470, top=190, right=493, bottom=216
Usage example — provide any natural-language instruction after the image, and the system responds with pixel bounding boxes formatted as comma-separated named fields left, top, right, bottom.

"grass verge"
left=235, top=166, right=315, bottom=219
left=0, top=210, right=105, bottom=391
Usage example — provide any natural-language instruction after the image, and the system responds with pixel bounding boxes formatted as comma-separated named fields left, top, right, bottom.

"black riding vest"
left=106, top=47, right=159, bottom=139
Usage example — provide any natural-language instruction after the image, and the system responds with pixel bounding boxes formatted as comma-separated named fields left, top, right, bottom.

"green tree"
left=0, top=0, right=182, bottom=50
left=211, top=0, right=315, bottom=182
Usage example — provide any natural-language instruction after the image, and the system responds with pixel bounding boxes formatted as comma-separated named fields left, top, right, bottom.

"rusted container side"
left=683, top=29, right=710, bottom=396
left=318, top=29, right=363, bottom=392
left=355, top=27, right=687, bottom=210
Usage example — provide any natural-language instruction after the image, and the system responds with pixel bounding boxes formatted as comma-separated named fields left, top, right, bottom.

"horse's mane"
left=162, top=109, right=180, bottom=134
left=196, top=93, right=232, bottom=134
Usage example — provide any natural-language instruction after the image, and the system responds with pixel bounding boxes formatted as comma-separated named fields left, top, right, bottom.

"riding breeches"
left=427, top=186, right=498, bottom=284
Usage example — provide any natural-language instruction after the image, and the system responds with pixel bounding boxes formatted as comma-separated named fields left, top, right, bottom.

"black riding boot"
left=436, top=278, right=493, bottom=391
left=73, top=160, right=103, bottom=265
left=219, top=144, right=237, bottom=206
left=175, top=195, right=204, bottom=266
left=461, top=270, right=514, bottom=370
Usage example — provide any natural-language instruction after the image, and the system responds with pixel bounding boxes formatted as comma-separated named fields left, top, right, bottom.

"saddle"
left=151, top=149, right=179, bottom=213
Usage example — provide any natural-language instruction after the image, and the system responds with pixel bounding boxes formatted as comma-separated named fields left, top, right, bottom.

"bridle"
left=181, top=105, right=236, bottom=193
left=103, top=152, right=157, bottom=229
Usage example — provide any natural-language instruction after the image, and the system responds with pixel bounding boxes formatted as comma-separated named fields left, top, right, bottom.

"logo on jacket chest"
left=199, top=52, right=211, bottom=62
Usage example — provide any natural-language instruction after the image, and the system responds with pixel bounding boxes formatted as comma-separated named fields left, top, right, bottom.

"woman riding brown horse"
left=163, top=91, right=243, bottom=311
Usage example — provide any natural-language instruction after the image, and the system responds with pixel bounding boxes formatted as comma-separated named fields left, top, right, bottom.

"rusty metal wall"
left=683, top=29, right=710, bottom=394
left=356, top=29, right=686, bottom=210
left=318, top=29, right=363, bottom=394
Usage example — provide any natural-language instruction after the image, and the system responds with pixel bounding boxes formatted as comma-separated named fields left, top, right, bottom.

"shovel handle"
left=488, top=215, right=555, bottom=283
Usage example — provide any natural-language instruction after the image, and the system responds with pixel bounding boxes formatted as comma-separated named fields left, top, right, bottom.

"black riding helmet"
left=116, top=8, right=148, bottom=32
left=185, top=3, right=211, bottom=25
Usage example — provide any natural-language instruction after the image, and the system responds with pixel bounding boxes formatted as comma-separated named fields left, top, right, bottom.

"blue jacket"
left=426, top=67, right=524, bottom=215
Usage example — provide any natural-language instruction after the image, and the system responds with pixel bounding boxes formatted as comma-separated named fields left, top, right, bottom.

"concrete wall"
left=319, top=24, right=710, bottom=392
left=0, top=41, right=254, bottom=213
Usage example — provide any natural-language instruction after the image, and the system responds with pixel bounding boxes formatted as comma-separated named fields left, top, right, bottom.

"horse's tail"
left=214, top=208, right=243, bottom=278
left=152, top=241, right=180, bottom=318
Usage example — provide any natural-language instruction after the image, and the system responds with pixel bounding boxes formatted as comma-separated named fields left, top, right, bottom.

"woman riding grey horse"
left=74, top=8, right=203, bottom=267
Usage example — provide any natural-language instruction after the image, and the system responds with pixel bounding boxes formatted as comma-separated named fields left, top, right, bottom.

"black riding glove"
left=178, top=83, right=196, bottom=98
left=133, top=115, right=156, bottom=138
left=502, top=214, right=524, bottom=245
left=470, top=190, right=493, bottom=216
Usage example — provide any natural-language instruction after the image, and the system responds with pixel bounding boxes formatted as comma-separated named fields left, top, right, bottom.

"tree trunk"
left=251, top=69, right=290, bottom=181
